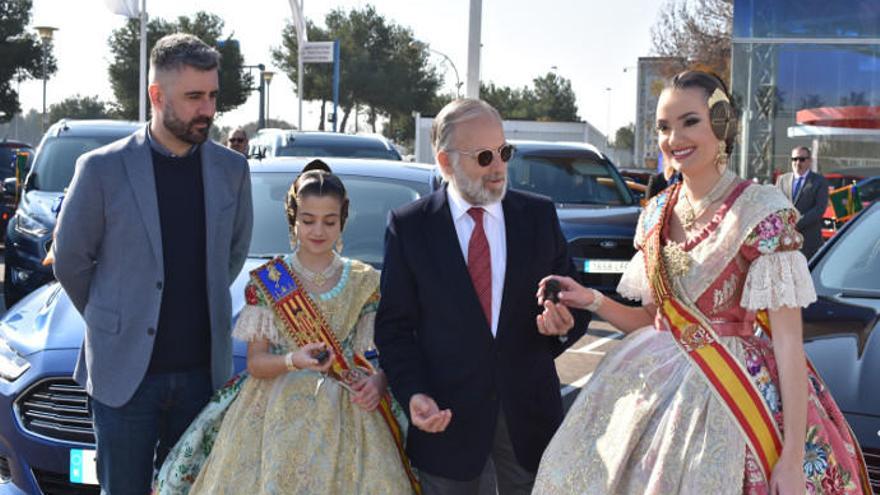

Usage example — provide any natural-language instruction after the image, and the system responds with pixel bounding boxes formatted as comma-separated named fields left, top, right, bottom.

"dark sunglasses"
left=455, top=144, right=514, bottom=167
left=228, top=137, right=246, bottom=144
left=791, top=156, right=809, bottom=162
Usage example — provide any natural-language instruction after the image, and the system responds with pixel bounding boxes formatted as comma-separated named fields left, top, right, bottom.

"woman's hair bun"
left=301, top=159, right=332, bottom=175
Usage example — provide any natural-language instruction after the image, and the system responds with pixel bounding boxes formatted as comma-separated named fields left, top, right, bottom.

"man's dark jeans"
left=90, top=369, right=212, bottom=495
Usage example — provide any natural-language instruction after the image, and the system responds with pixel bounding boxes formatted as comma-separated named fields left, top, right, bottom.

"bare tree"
left=650, top=0, right=733, bottom=83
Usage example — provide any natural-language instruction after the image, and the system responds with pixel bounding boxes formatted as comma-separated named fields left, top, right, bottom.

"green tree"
left=272, top=5, right=441, bottom=136
left=650, top=0, right=733, bottom=82
left=481, top=72, right=580, bottom=122
left=613, top=123, right=635, bottom=150
left=48, top=95, right=114, bottom=125
left=107, top=11, right=253, bottom=120
left=0, top=0, right=58, bottom=123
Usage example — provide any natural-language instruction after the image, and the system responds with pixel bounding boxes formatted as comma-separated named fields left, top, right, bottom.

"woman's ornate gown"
left=533, top=179, right=868, bottom=494
left=155, top=256, right=414, bottom=495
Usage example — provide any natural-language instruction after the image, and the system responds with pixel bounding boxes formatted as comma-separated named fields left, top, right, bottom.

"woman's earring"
left=335, top=237, right=344, bottom=254
left=289, top=225, right=299, bottom=251
left=715, top=141, right=728, bottom=173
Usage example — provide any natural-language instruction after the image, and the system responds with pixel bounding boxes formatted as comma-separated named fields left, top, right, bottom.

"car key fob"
left=543, top=279, right=561, bottom=304
left=314, top=348, right=330, bottom=365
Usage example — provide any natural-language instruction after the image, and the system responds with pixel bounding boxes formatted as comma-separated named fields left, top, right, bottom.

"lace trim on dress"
left=740, top=251, right=817, bottom=311
left=617, top=250, right=654, bottom=304
left=231, top=305, right=282, bottom=345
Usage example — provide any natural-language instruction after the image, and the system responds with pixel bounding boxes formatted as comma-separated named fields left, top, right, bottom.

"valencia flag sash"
left=250, top=257, right=421, bottom=494
left=644, top=185, right=783, bottom=483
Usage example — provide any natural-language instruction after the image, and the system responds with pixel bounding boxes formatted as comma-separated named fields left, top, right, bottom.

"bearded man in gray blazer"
left=775, top=146, right=829, bottom=259
left=53, top=34, right=253, bottom=494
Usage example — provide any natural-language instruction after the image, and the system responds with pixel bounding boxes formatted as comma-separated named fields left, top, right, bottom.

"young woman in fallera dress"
left=532, top=71, right=870, bottom=495
left=155, top=161, right=417, bottom=494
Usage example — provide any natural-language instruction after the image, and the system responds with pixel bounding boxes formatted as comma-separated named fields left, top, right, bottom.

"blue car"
left=507, top=140, right=641, bottom=294
left=0, top=158, right=436, bottom=494
left=4, top=120, right=141, bottom=307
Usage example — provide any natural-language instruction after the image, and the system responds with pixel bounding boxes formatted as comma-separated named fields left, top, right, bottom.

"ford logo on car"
left=599, top=240, right=618, bottom=249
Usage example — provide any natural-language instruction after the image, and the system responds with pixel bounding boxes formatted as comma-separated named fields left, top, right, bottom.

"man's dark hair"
left=150, top=33, right=220, bottom=75
left=792, top=145, right=812, bottom=158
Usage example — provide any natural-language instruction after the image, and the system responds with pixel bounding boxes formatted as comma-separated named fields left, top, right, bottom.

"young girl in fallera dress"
left=155, top=161, right=416, bottom=494
left=532, top=71, right=870, bottom=495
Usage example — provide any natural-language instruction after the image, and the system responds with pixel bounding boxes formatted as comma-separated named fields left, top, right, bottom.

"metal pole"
left=41, top=41, right=47, bottom=132
left=465, top=0, right=482, bottom=98
left=266, top=80, right=271, bottom=126
left=138, top=0, right=148, bottom=122
left=257, top=64, right=266, bottom=130
left=332, top=40, right=340, bottom=132
left=297, top=0, right=304, bottom=130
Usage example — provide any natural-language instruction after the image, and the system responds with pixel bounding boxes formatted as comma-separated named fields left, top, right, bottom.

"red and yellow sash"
left=644, top=185, right=783, bottom=482
left=250, top=257, right=421, bottom=494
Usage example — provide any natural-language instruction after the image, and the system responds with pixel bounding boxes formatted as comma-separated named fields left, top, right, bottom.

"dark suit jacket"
left=776, top=171, right=829, bottom=259
left=375, top=187, right=590, bottom=480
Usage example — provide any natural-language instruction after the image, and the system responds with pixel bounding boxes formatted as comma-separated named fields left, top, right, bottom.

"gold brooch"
left=662, top=242, right=692, bottom=277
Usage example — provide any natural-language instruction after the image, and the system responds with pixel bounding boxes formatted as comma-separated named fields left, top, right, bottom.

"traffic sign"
left=302, top=41, right=335, bottom=63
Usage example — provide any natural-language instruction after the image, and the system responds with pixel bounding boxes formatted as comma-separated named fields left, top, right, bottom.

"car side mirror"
left=3, top=177, right=17, bottom=201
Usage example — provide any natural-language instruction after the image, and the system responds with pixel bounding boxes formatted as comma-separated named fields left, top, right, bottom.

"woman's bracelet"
left=284, top=352, right=298, bottom=371
left=585, top=288, right=605, bottom=312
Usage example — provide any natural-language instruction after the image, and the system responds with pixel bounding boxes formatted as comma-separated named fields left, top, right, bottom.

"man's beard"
left=453, top=164, right=507, bottom=205
left=163, top=104, right=212, bottom=145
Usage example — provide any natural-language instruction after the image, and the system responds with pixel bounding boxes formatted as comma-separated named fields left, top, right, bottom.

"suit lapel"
left=495, top=192, right=527, bottom=342
left=201, top=142, right=223, bottom=251
left=123, top=127, right=163, bottom=268
left=425, top=188, right=495, bottom=343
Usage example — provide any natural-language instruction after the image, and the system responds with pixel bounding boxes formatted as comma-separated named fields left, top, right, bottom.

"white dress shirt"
left=446, top=185, right=507, bottom=337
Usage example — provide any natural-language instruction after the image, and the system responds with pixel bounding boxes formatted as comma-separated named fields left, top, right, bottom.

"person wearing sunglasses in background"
left=375, top=99, right=590, bottom=495
left=226, top=127, right=249, bottom=156
left=775, top=146, right=829, bottom=259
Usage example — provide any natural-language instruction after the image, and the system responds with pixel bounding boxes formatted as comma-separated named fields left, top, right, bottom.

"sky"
left=19, top=0, right=667, bottom=138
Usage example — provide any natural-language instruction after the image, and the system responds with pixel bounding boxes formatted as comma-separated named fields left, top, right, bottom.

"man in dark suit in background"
left=776, top=146, right=829, bottom=259
left=375, top=99, right=590, bottom=495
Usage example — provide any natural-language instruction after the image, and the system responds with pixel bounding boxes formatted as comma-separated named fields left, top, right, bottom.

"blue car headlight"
left=14, top=210, right=50, bottom=237
left=0, top=337, right=30, bottom=381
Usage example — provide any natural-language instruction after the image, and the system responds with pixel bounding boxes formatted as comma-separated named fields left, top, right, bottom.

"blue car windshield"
left=815, top=205, right=880, bottom=295
left=507, top=155, right=635, bottom=206
left=248, top=172, right=429, bottom=267
left=29, top=136, right=126, bottom=192
left=276, top=144, right=401, bottom=161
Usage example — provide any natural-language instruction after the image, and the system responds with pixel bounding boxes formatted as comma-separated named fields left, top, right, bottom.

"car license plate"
left=583, top=259, right=628, bottom=274
left=70, top=448, right=98, bottom=485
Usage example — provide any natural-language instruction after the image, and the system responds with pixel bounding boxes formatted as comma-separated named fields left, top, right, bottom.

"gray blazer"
left=53, top=126, right=253, bottom=407
left=776, top=171, right=829, bottom=259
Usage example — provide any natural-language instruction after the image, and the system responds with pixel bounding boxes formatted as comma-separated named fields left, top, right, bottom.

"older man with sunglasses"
left=376, top=99, right=590, bottom=495
left=776, top=145, right=829, bottom=259
left=226, top=127, right=249, bottom=156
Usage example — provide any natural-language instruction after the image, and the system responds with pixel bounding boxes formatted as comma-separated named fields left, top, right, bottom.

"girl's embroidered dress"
left=155, top=256, right=414, bottom=495
left=533, top=178, right=868, bottom=494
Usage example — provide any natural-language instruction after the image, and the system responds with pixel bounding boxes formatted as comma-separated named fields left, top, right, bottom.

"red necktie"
left=467, top=207, right=492, bottom=327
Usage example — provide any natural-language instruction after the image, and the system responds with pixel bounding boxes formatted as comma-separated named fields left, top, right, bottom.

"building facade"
left=732, top=0, right=880, bottom=183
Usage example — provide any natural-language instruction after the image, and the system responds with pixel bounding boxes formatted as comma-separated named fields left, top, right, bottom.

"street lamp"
left=34, top=25, right=57, bottom=133
left=243, top=63, right=266, bottom=129
left=604, top=87, right=613, bottom=147
left=412, top=41, right=461, bottom=98
left=262, top=70, right=275, bottom=127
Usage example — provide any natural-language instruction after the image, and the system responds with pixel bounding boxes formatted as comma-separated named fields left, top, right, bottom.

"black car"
left=0, top=140, right=34, bottom=242
left=250, top=130, right=402, bottom=161
left=507, top=140, right=641, bottom=294
left=803, top=201, right=880, bottom=492
left=4, top=120, right=140, bottom=307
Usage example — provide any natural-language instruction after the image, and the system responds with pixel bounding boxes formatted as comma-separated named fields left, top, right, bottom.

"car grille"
left=32, top=469, right=100, bottom=495
left=864, top=447, right=880, bottom=493
left=15, top=378, right=94, bottom=445
left=568, top=237, right=636, bottom=291
left=0, top=455, right=11, bottom=482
